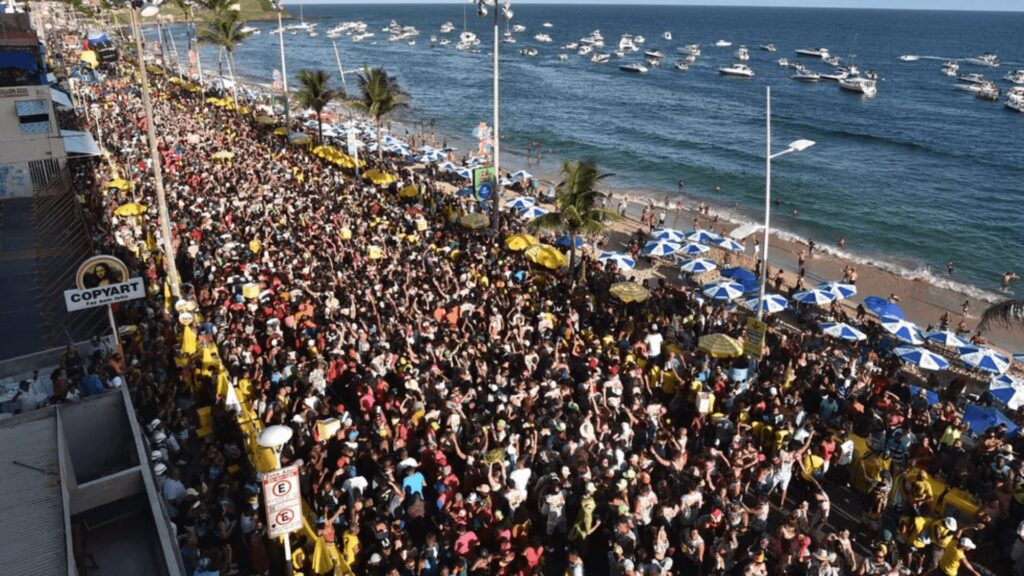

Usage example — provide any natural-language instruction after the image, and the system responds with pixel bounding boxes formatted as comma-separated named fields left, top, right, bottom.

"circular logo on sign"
left=272, top=480, right=291, bottom=497
left=76, top=255, right=130, bottom=290
left=178, top=311, right=194, bottom=326
left=275, top=509, right=294, bottom=525
left=477, top=183, right=493, bottom=200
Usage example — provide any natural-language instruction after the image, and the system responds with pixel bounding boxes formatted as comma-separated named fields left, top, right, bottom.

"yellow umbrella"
left=698, top=333, right=744, bottom=358
left=185, top=83, right=203, bottom=93
left=525, top=243, right=569, bottom=269
left=273, top=127, right=288, bottom=136
left=205, top=96, right=222, bottom=104
left=609, top=281, right=650, bottom=303
left=364, top=169, right=396, bottom=186
left=460, top=213, right=490, bottom=230
left=399, top=184, right=419, bottom=198
left=168, top=76, right=185, bottom=85
left=80, top=50, right=98, bottom=68
left=237, top=106, right=250, bottom=115
left=211, top=150, right=235, bottom=161
left=505, top=233, right=539, bottom=251
left=145, top=64, right=165, bottom=76
left=113, top=202, right=147, bottom=216
left=105, top=178, right=131, bottom=191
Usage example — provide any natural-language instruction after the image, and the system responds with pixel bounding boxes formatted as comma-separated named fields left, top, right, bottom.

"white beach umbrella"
left=687, top=229, right=721, bottom=244
left=504, top=196, right=536, bottom=210
left=713, top=237, right=745, bottom=253
left=881, top=317, right=925, bottom=345
left=679, top=258, right=717, bottom=274
left=893, top=346, right=950, bottom=371
left=651, top=227, right=687, bottom=243
left=598, top=251, right=636, bottom=271
left=819, top=322, right=867, bottom=342
left=990, top=374, right=1024, bottom=410
left=958, top=346, right=1011, bottom=374
left=511, top=170, right=534, bottom=180
left=818, top=281, right=857, bottom=300
left=518, top=206, right=548, bottom=220
left=703, top=281, right=745, bottom=301
left=924, top=330, right=971, bottom=348
left=677, top=242, right=711, bottom=257
left=792, top=289, right=838, bottom=307
left=642, top=240, right=681, bottom=257
left=743, top=294, right=789, bottom=314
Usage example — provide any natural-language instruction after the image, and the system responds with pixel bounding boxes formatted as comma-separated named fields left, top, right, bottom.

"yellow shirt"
left=938, top=542, right=965, bottom=576
left=342, top=531, right=360, bottom=565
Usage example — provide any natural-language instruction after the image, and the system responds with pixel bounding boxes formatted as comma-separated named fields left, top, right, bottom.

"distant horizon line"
left=285, top=1, right=1023, bottom=13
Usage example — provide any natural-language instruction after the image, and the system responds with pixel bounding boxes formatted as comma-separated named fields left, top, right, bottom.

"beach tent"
left=863, top=295, right=905, bottom=319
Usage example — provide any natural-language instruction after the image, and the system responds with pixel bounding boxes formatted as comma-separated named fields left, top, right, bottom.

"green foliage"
left=349, top=67, right=410, bottom=161
left=295, top=69, right=340, bottom=143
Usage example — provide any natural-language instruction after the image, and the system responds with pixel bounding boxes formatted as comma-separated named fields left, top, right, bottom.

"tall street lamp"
left=257, top=424, right=295, bottom=576
left=756, top=86, right=815, bottom=320
left=131, top=0, right=182, bottom=299
left=271, top=0, right=292, bottom=139
left=476, top=0, right=511, bottom=229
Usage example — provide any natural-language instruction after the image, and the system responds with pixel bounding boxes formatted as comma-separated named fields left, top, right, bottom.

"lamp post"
left=756, top=86, right=814, bottom=320
left=476, top=0, right=511, bottom=230
left=130, top=1, right=181, bottom=299
left=257, top=424, right=295, bottom=576
left=272, top=0, right=291, bottom=139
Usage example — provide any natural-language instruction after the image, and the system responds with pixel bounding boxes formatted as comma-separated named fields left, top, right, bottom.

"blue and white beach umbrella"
left=416, top=145, right=436, bottom=153
left=687, top=229, right=721, bottom=244
left=466, top=156, right=486, bottom=167
left=642, top=240, right=682, bottom=257
left=958, top=346, right=1011, bottom=374
left=499, top=178, right=515, bottom=186
left=438, top=161, right=459, bottom=172
left=555, top=235, right=585, bottom=249
left=598, top=251, right=636, bottom=271
left=423, top=150, right=446, bottom=162
left=518, top=206, right=548, bottom=220
left=455, top=168, right=473, bottom=180
left=651, top=227, right=687, bottom=243
left=990, top=374, right=1024, bottom=410
left=511, top=170, right=534, bottom=180
left=678, top=242, right=711, bottom=257
left=679, top=258, right=717, bottom=274
left=504, top=196, right=536, bottom=210
left=924, top=331, right=971, bottom=348
left=1015, top=353, right=1024, bottom=364
left=792, top=289, right=838, bottom=307
left=881, top=317, right=925, bottom=345
left=703, top=281, right=746, bottom=301
left=743, top=294, right=789, bottom=314
left=818, top=281, right=857, bottom=300
left=713, top=237, right=745, bottom=253
left=893, top=346, right=949, bottom=371
left=820, top=322, right=867, bottom=342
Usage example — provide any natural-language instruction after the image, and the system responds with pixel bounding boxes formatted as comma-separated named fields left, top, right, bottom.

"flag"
left=311, top=537, right=334, bottom=574
left=181, top=325, right=197, bottom=355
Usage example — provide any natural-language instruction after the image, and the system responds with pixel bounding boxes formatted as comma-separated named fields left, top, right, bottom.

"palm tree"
left=978, top=300, right=1024, bottom=333
left=350, top=67, right=409, bottom=163
left=197, top=9, right=252, bottom=97
left=529, top=160, right=622, bottom=274
left=294, top=69, right=340, bottom=144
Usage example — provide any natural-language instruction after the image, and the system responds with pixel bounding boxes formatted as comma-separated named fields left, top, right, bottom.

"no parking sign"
left=262, top=465, right=303, bottom=538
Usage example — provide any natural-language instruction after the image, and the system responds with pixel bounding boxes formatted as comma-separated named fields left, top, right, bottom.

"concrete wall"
left=0, top=84, right=66, bottom=198
left=61, top=390, right=138, bottom=483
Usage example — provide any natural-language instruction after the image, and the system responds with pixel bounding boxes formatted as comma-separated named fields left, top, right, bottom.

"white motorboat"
left=580, top=30, right=604, bottom=47
left=824, top=56, right=841, bottom=66
left=644, top=49, right=664, bottom=59
left=976, top=85, right=1001, bottom=101
left=678, top=44, right=700, bottom=56
left=674, top=61, right=689, bottom=71
left=240, top=25, right=260, bottom=35
left=1005, top=70, right=1024, bottom=84
left=958, top=72, right=989, bottom=84
left=439, top=39, right=451, bottom=46
left=520, top=47, right=538, bottom=57
left=614, top=50, right=625, bottom=58
left=796, top=47, right=830, bottom=58
left=715, top=39, right=732, bottom=47
left=735, top=46, right=749, bottom=61
left=534, top=33, right=553, bottom=43
left=513, top=24, right=526, bottom=33
left=663, top=31, right=672, bottom=41
left=646, top=57, right=660, bottom=67
left=634, top=35, right=646, bottom=45
left=352, top=32, right=374, bottom=42
left=618, top=35, right=638, bottom=53
left=963, top=53, right=999, bottom=67
left=820, top=70, right=849, bottom=81
left=1006, top=93, right=1024, bottom=113
left=591, top=53, right=610, bottom=64
left=760, top=43, right=777, bottom=52
left=542, top=22, right=554, bottom=28
left=503, top=32, right=516, bottom=44
left=792, top=70, right=820, bottom=81
left=719, top=63, right=754, bottom=77
left=684, top=54, right=697, bottom=64
left=865, top=69, right=879, bottom=80
left=564, top=42, right=579, bottom=50
left=619, top=63, right=648, bottom=74
left=898, top=54, right=919, bottom=61
left=578, top=45, right=594, bottom=56
left=954, top=82, right=989, bottom=93
left=942, top=60, right=959, bottom=76
left=778, top=58, right=790, bottom=67
left=558, top=54, right=569, bottom=61
left=839, top=75, right=877, bottom=97
left=440, top=22, right=455, bottom=34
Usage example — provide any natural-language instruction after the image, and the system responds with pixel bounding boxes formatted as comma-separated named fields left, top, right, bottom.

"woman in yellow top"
left=935, top=537, right=981, bottom=576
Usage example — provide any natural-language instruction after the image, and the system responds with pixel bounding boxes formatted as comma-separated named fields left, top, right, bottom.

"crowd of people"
left=56, top=46, right=1024, bottom=576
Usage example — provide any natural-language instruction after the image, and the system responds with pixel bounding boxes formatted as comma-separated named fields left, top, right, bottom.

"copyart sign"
left=64, top=277, right=145, bottom=311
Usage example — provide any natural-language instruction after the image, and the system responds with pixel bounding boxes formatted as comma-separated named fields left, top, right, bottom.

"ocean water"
left=159, top=4, right=1024, bottom=300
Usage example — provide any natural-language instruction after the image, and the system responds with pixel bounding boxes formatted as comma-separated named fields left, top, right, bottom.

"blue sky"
left=294, top=0, right=1021, bottom=11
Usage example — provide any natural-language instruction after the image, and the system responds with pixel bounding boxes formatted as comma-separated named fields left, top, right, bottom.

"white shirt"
left=510, top=467, right=532, bottom=493
left=645, top=332, right=664, bottom=357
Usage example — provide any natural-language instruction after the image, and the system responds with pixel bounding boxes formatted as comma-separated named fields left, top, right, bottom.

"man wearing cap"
left=932, top=537, right=981, bottom=576
left=927, top=517, right=958, bottom=572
